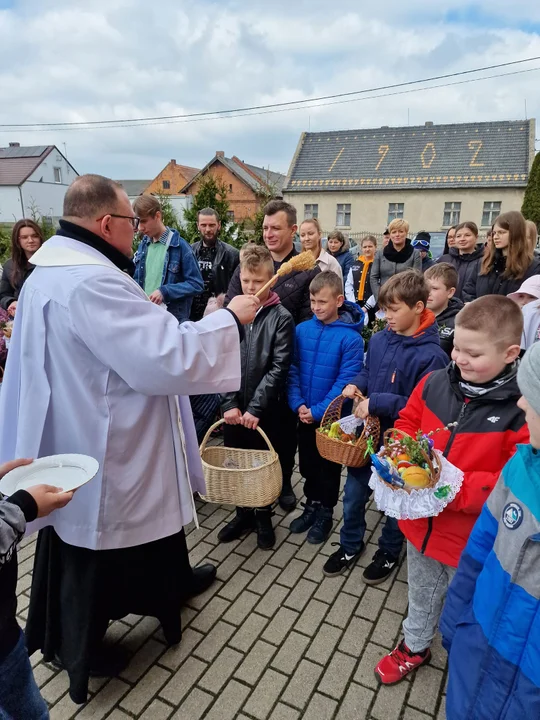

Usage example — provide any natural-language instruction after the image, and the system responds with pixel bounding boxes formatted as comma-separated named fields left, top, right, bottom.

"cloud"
left=0, top=0, right=538, bottom=180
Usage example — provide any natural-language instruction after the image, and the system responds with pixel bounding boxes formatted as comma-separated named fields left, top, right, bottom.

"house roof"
left=116, top=179, right=152, bottom=196
left=284, top=120, right=535, bottom=192
left=180, top=154, right=286, bottom=195
left=177, top=164, right=199, bottom=184
left=0, top=145, right=54, bottom=186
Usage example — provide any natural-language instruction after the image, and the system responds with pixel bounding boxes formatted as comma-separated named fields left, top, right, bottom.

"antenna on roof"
left=63, top=142, right=68, bottom=159
left=524, top=99, right=528, bottom=120
left=407, top=108, right=410, bottom=126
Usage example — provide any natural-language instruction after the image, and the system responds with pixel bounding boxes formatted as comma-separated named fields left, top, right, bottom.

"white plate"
left=0, top=454, right=99, bottom=495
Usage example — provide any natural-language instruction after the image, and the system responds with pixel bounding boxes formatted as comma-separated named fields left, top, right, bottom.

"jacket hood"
left=447, top=245, right=485, bottom=263
left=313, top=300, right=364, bottom=331
left=447, top=360, right=521, bottom=402
left=437, top=297, right=464, bottom=323
left=261, top=290, right=280, bottom=308
left=385, top=308, right=441, bottom=347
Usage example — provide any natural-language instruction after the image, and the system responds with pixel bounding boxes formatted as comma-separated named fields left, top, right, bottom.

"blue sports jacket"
left=288, top=301, right=364, bottom=422
left=441, top=444, right=540, bottom=720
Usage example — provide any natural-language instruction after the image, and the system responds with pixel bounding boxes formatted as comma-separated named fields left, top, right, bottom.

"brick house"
left=145, top=159, right=200, bottom=196
left=180, top=151, right=286, bottom=222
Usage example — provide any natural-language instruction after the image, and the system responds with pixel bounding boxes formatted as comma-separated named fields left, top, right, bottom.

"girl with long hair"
left=0, top=219, right=44, bottom=317
left=299, top=218, right=343, bottom=283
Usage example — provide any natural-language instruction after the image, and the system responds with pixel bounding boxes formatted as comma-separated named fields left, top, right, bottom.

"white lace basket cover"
left=368, top=451, right=464, bottom=520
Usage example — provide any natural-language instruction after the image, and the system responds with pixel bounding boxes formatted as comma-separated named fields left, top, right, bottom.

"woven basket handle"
left=200, top=418, right=277, bottom=455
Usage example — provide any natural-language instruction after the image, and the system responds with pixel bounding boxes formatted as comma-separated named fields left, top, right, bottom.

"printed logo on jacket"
left=502, top=502, right=524, bottom=530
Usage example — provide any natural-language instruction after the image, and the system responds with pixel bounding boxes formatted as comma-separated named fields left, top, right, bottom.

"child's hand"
left=354, top=398, right=370, bottom=419
left=241, top=412, right=259, bottom=430
left=299, top=407, right=314, bottom=424
left=0, top=458, right=33, bottom=479
left=224, top=408, right=242, bottom=425
left=26, top=485, right=74, bottom=518
left=342, top=384, right=359, bottom=399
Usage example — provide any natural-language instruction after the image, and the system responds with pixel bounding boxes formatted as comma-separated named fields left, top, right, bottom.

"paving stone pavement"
left=17, top=466, right=448, bottom=720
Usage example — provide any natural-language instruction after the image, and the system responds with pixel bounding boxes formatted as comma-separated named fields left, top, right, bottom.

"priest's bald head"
left=63, top=174, right=137, bottom=256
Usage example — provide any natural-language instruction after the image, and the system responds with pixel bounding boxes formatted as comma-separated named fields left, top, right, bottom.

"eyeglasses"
left=108, top=214, right=140, bottom=230
left=412, top=238, right=430, bottom=249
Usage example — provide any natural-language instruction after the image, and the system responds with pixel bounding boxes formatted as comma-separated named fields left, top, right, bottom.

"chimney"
left=216, top=151, right=225, bottom=158
left=171, top=159, right=176, bottom=164
left=425, top=121, right=434, bottom=127
left=9, top=142, right=20, bottom=147
left=381, top=125, right=390, bottom=129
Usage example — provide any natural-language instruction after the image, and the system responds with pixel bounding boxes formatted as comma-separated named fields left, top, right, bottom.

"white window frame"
left=481, top=201, right=502, bottom=227
left=388, top=203, right=404, bottom=224
left=304, top=203, right=318, bottom=220
left=336, top=203, right=351, bottom=227
left=53, top=167, right=62, bottom=184
left=443, top=202, right=461, bottom=226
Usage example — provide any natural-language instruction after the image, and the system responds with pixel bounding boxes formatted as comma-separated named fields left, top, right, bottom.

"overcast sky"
left=0, top=0, right=539, bottom=181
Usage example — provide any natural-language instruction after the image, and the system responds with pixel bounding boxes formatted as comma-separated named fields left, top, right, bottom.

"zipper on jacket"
left=421, top=517, right=433, bottom=555
left=242, top=320, right=255, bottom=409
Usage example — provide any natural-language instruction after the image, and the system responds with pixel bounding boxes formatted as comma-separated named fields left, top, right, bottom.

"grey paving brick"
left=193, top=619, right=236, bottom=661
left=370, top=609, right=403, bottom=649
left=356, top=586, right=387, bottom=621
left=47, top=694, right=80, bottom=720
left=186, top=578, right=224, bottom=611
left=190, top=596, right=230, bottom=632
left=336, top=682, right=374, bottom=720
left=243, top=668, right=288, bottom=720
left=325, top=592, right=359, bottom=629
left=314, top=574, right=347, bottom=604
left=223, top=590, right=260, bottom=625
left=216, top=551, right=245, bottom=581
left=318, top=651, right=356, bottom=700
left=106, top=620, right=132, bottom=645
left=219, top=568, right=254, bottom=601
left=305, top=623, right=342, bottom=665
left=409, top=665, right=444, bottom=714
left=283, top=578, right=317, bottom=611
left=159, top=656, right=207, bottom=705
left=294, top=539, right=323, bottom=562
left=201, top=507, right=231, bottom=530
left=198, top=646, right=243, bottom=693
left=186, top=525, right=212, bottom=549
left=235, top=531, right=259, bottom=556
left=230, top=612, right=269, bottom=652
left=247, top=564, right=281, bottom=594
left=204, top=679, right=251, bottom=720
left=159, top=627, right=204, bottom=671
left=170, top=687, right=213, bottom=720
left=353, top=642, right=388, bottom=690
left=403, top=708, right=432, bottom=720
left=276, top=559, right=309, bottom=588
left=269, top=702, right=301, bottom=720
left=281, top=659, right=324, bottom=710
left=304, top=693, right=338, bottom=720
left=256, top=583, right=290, bottom=617
left=430, top=632, right=448, bottom=670
left=294, top=598, right=329, bottom=637
left=269, top=541, right=299, bottom=568
left=186, top=540, right=213, bottom=567
left=120, top=665, right=170, bottom=715
left=242, top=546, right=273, bottom=573
left=342, top=566, right=368, bottom=598
left=271, top=631, right=310, bottom=675
left=208, top=538, right=242, bottom=562
left=371, top=680, right=410, bottom=720
left=122, top=617, right=161, bottom=654
left=338, top=616, right=371, bottom=657
left=301, top=553, right=327, bottom=581
left=262, top=607, right=300, bottom=645
left=76, top=679, right=131, bottom=720
left=32, top=662, right=56, bottom=688
left=437, top=694, right=447, bottom=720
left=120, top=638, right=165, bottom=683
left=40, top=671, right=71, bottom=705
left=234, top=639, right=277, bottom=684
left=139, top=698, right=174, bottom=720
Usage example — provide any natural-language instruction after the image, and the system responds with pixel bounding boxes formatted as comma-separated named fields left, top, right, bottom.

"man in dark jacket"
left=190, top=208, right=240, bottom=321
left=226, top=200, right=320, bottom=512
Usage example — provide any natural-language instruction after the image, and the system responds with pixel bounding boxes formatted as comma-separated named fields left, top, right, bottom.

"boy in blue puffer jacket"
left=288, top=271, right=364, bottom=544
left=323, top=270, right=449, bottom=582
left=440, top=342, right=540, bottom=720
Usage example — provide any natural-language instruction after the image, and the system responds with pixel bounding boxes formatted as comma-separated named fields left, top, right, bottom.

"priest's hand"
left=224, top=408, right=242, bottom=425
left=242, top=412, right=259, bottom=430
left=149, top=290, right=164, bottom=305
left=27, top=485, right=74, bottom=518
left=227, top=295, right=261, bottom=325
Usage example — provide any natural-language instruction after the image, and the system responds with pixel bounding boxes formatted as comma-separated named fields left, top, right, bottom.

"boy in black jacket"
left=218, top=245, right=295, bottom=550
left=425, top=263, right=464, bottom=359
left=0, top=460, right=72, bottom=719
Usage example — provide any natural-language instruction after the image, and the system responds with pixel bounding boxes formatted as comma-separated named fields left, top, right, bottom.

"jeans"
left=0, top=631, right=49, bottom=720
left=340, top=464, right=404, bottom=557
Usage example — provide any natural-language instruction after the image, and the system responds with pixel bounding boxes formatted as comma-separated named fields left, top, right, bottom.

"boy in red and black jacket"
left=374, top=295, right=529, bottom=685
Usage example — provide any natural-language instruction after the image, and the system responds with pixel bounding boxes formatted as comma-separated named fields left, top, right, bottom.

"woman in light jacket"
left=299, top=218, right=343, bottom=286
left=370, top=218, right=421, bottom=300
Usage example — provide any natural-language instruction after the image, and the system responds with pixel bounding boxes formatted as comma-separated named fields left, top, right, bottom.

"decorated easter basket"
left=368, top=428, right=464, bottom=520
left=316, top=393, right=380, bottom=468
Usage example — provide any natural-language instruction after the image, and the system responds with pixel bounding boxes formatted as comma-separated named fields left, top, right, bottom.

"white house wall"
left=21, top=150, right=77, bottom=220
left=0, top=186, right=24, bottom=223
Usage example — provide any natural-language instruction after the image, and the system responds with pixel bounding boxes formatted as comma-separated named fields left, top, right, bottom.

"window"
left=481, top=201, right=502, bottom=227
left=443, top=202, right=461, bottom=226
left=53, top=167, right=62, bottom=183
left=336, top=203, right=351, bottom=227
left=162, top=180, right=170, bottom=190
left=227, top=210, right=235, bottom=221
left=229, top=184, right=233, bottom=192
left=388, top=203, right=404, bottom=223
left=304, top=203, right=318, bottom=220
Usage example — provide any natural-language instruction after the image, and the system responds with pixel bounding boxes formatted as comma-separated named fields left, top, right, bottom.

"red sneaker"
left=374, top=639, right=431, bottom=685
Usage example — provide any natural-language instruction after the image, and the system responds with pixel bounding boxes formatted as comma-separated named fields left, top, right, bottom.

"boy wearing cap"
left=440, top=341, right=540, bottom=719
left=508, top=276, right=540, bottom=350
left=412, top=232, right=436, bottom=272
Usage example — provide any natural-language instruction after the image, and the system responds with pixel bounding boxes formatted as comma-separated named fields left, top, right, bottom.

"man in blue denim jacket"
left=133, top=195, right=203, bottom=323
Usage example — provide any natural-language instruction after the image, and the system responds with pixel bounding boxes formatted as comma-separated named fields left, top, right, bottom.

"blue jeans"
left=0, top=631, right=49, bottom=720
left=340, top=464, right=404, bottom=558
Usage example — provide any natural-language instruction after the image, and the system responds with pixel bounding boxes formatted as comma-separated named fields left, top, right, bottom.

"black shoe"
left=255, top=508, right=276, bottom=550
left=279, top=479, right=297, bottom=512
left=217, top=508, right=256, bottom=543
left=323, top=542, right=365, bottom=577
left=307, top=506, right=333, bottom=545
left=186, top=563, right=217, bottom=598
left=289, top=500, right=320, bottom=534
left=362, top=549, right=399, bottom=585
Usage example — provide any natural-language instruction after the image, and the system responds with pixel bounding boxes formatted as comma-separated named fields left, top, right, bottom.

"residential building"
left=180, top=151, right=286, bottom=222
left=283, top=119, right=536, bottom=234
left=116, top=179, right=152, bottom=201
left=0, top=143, right=78, bottom=222
left=144, top=159, right=200, bottom=196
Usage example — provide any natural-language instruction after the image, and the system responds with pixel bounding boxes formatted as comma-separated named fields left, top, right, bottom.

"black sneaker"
left=307, top=506, right=333, bottom=545
left=279, top=479, right=297, bottom=512
left=362, top=549, right=399, bottom=585
left=289, top=500, right=320, bottom=534
left=217, top=508, right=256, bottom=543
left=323, top=542, right=365, bottom=577
left=255, top=508, right=276, bottom=550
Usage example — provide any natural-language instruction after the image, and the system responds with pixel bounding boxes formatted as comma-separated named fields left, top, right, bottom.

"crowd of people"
left=0, top=180, right=540, bottom=719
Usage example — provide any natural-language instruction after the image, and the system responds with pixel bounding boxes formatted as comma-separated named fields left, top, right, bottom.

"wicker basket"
left=316, top=393, right=381, bottom=468
left=378, top=428, right=442, bottom=494
left=199, top=419, right=282, bottom=507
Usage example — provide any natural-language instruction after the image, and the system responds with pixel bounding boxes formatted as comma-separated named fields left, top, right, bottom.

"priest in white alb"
left=0, top=174, right=259, bottom=704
